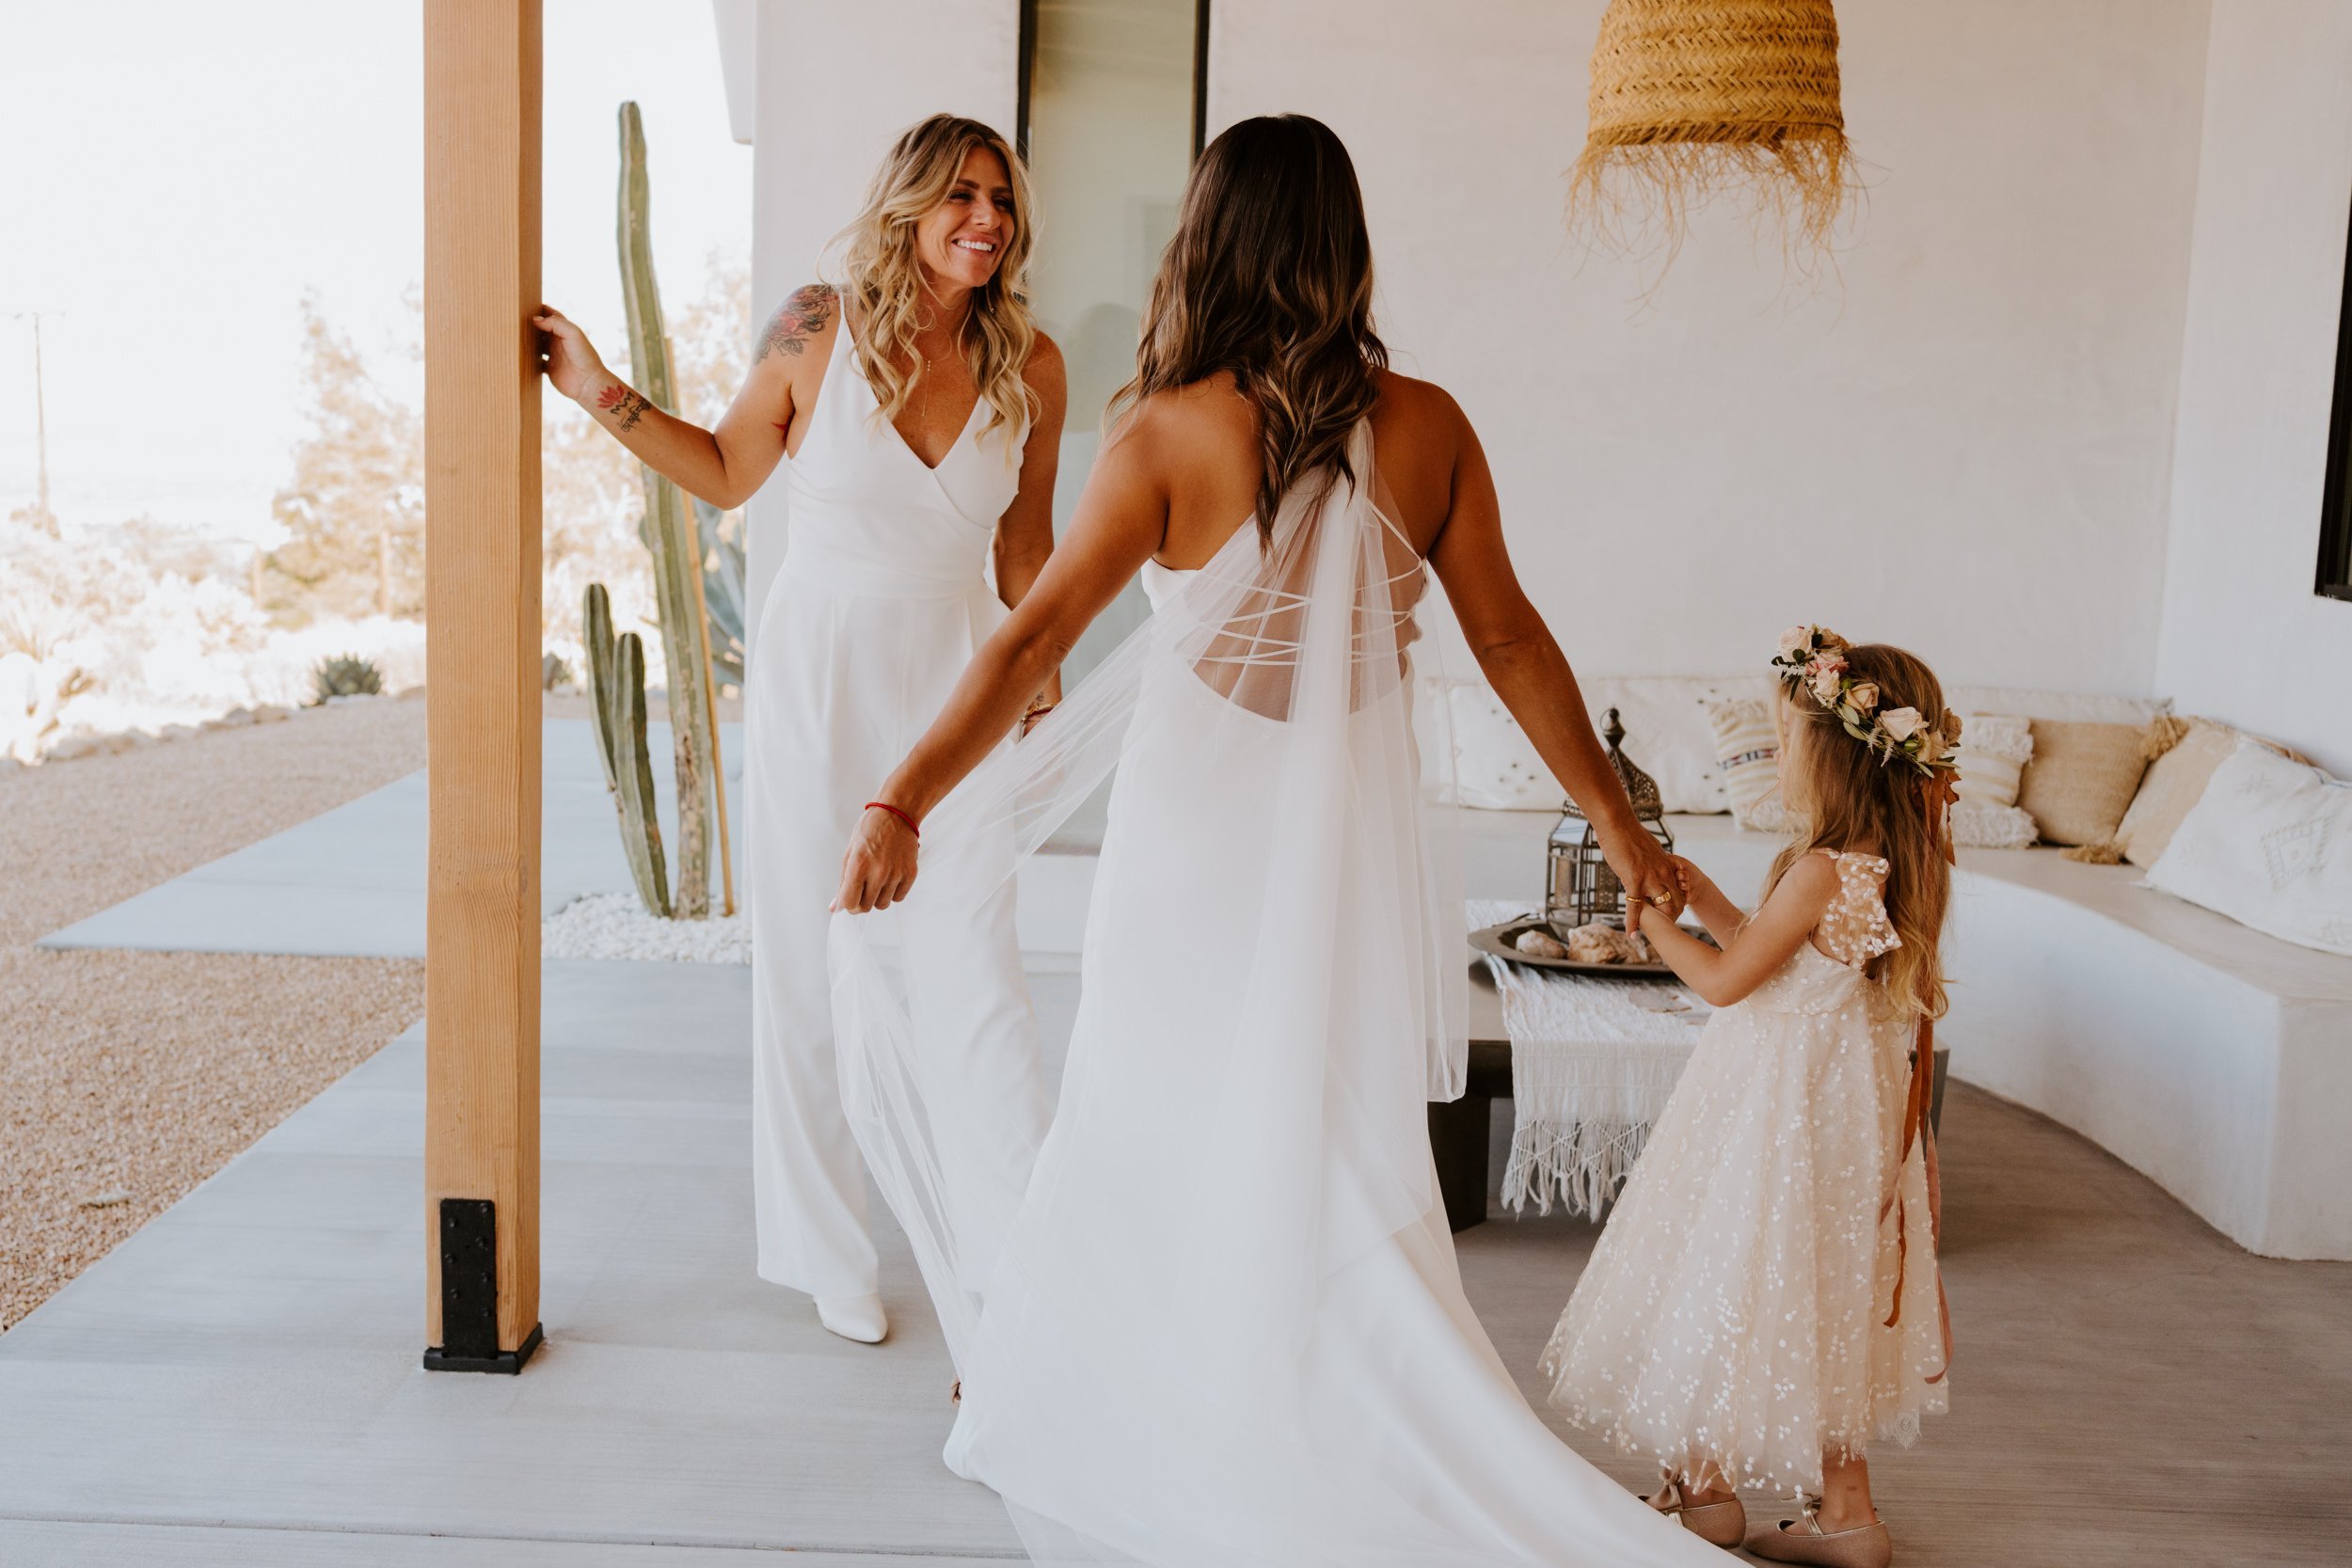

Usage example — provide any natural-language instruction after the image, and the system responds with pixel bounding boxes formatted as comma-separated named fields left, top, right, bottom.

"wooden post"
left=421, top=0, right=544, bottom=1372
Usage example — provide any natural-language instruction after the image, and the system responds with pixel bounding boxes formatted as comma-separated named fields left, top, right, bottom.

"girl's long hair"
left=1766, top=642, right=1954, bottom=1020
left=832, top=114, right=1038, bottom=440
left=1111, top=114, right=1387, bottom=540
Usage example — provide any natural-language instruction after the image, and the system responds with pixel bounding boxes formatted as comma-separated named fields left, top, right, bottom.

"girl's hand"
left=833, top=806, right=920, bottom=913
left=532, top=307, right=611, bottom=404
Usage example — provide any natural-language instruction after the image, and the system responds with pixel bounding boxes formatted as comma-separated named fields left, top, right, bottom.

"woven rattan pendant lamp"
left=1567, top=0, right=1853, bottom=265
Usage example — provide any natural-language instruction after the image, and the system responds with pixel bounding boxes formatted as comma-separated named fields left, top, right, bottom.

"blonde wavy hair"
left=1765, top=642, right=1954, bottom=1022
left=831, top=114, right=1039, bottom=441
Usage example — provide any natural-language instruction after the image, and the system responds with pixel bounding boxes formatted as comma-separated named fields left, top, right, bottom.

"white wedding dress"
left=831, top=423, right=1725, bottom=1566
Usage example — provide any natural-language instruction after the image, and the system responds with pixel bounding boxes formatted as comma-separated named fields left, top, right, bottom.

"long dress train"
left=830, top=423, right=1725, bottom=1566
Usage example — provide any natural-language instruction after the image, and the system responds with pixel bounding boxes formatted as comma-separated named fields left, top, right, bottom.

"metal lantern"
left=1546, top=708, right=1675, bottom=931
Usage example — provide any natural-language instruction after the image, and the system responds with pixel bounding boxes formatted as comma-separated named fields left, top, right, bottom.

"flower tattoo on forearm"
left=595, top=382, right=652, bottom=434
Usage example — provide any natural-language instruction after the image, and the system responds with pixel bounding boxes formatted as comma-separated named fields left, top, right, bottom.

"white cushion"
left=1435, top=675, right=1769, bottom=813
left=1944, top=686, right=2171, bottom=726
left=2146, top=742, right=2352, bottom=957
left=1950, top=800, right=2040, bottom=849
left=1435, top=681, right=1560, bottom=809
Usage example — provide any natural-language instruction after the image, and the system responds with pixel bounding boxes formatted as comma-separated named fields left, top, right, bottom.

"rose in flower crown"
left=1771, top=625, right=1963, bottom=777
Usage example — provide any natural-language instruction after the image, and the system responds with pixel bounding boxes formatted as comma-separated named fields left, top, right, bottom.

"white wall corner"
left=711, top=0, right=756, bottom=147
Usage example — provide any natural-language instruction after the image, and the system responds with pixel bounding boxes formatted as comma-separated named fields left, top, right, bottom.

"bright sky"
left=0, top=1, right=751, bottom=548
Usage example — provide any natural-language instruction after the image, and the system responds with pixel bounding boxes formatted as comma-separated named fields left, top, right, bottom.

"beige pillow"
left=2118, top=720, right=2316, bottom=866
left=1955, top=713, right=2033, bottom=807
left=1705, top=697, right=1786, bottom=832
left=2017, top=720, right=2153, bottom=847
left=2117, top=721, right=2235, bottom=865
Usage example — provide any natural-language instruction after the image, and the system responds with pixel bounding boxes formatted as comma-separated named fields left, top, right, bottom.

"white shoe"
left=816, top=1292, right=888, bottom=1344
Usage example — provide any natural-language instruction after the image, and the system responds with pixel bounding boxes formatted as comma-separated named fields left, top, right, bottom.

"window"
left=2319, top=192, right=2352, bottom=601
left=1018, top=0, right=1210, bottom=677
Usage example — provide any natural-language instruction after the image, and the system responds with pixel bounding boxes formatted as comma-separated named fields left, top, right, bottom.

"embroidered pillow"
left=1578, top=675, right=1771, bottom=814
left=2146, top=742, right=2352, bottom=957
left=1705, top=697, right=1786, bottom=832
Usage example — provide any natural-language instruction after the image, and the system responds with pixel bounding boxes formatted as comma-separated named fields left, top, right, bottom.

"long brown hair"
left=833, top=114, right=1039, bottom=440
left=1765, top=642, right=1954, bottom=1020
left=1111, top=115, right=1387, bottom=540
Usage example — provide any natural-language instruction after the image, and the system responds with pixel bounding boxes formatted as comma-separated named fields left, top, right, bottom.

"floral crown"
left=1772, top=626, right=1962, bottom=778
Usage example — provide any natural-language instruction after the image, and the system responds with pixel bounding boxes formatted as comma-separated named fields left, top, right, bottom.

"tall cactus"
left=616, top=100, right=718, bottom=918
left=585, top=582, right=671, bottom=918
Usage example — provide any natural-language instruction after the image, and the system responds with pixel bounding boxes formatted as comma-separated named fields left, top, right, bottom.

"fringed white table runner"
left=1467, top=899, right=1710, bottom=1218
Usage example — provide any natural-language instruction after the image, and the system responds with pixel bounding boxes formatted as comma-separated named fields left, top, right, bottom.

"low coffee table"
left=1429, top=960, right=1947, bottom=1232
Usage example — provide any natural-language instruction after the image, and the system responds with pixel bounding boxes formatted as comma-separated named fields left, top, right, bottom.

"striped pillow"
left=1706, top=697, right=1787, bottom=832
left=1956, top=712, right=2033, bottom=807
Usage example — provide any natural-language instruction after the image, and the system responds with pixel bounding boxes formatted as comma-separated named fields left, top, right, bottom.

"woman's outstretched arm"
left=533, top=283, right=832, bottom=509
left=834, top=412, right=1168, bottom=913
left=1423, top=395, right=1685, bottom=918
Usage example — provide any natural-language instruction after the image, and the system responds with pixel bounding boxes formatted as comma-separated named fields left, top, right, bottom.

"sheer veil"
left=827, top=420, right=1469, bottom=1558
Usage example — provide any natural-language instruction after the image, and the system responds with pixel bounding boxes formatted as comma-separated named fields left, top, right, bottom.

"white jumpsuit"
left=747, top=320, right=1050, bottom=1301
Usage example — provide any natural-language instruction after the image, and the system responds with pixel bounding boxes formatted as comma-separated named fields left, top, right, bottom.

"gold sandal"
left=1639, top=1477, right=1746, bottom=1548
left=1744, top=1497, right=1892, bottom=1567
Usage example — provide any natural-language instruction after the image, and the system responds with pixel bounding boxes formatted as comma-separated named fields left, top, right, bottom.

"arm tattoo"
left=755, top=282, right=837, bottom=364
left=595, top=382, right=652, bottom=434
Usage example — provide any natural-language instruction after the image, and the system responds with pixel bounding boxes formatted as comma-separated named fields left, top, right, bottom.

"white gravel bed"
left=542, top=893, right=751, bottom=965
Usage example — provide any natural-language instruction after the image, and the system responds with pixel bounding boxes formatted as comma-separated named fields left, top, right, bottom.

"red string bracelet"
left=864, top=800, right=919, bottom=839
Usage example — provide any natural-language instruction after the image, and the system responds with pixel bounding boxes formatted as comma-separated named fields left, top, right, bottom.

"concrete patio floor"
left=6, top=745, right=2348, bottom=1564
left=36, top=722, right=745, bottom=960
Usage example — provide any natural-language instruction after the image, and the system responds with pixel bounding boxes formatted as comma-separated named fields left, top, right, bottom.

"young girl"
left=1541, top=629, right=1958, bottom=1568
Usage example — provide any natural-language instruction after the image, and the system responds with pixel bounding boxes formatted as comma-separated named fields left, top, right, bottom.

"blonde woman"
left=536, top=115, right=1063, bottom=1346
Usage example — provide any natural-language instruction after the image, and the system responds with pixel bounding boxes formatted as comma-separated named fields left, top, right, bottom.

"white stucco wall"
left=1207, top=0, right=2213, bottom=695
left=2152, top=0, right=2352, bottom=775
left=739, top=0, right=1020, bottom=657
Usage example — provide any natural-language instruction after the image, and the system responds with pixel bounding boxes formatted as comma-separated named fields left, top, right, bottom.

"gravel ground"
left=0, top=688, right=745, bottom=1332
left=0, top=697, right=433, bottom=1331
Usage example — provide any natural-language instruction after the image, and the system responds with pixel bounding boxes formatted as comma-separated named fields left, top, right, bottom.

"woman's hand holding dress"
left=834, top=808, right=921, bottom=913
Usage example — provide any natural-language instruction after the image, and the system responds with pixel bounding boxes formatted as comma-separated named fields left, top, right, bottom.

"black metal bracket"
left=423, top=1196, right=543, bottom=1373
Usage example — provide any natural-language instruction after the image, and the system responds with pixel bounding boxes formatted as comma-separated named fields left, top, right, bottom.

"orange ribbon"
left=1884, top=766, right=1957, bottom=1379
left=1923, top=766, right=1959, bottom=866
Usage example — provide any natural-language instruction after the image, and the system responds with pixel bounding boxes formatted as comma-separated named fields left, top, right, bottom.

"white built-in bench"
left=1455, top=810, right=2352, bottom=1260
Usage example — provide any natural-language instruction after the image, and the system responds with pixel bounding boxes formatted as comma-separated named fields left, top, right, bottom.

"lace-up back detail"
left=1814, top=851, right=1899, bottom=969
left=1145, top=420, right=1428, bottom=722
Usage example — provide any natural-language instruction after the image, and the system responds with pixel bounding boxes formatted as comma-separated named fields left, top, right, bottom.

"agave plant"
left=694, top=496, right=746, bottom=689
left=310, top=654, right=383, bottom=705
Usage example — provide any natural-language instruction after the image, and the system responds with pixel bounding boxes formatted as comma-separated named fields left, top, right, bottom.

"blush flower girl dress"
left=1540, top=851, right=1948, bottom=1500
